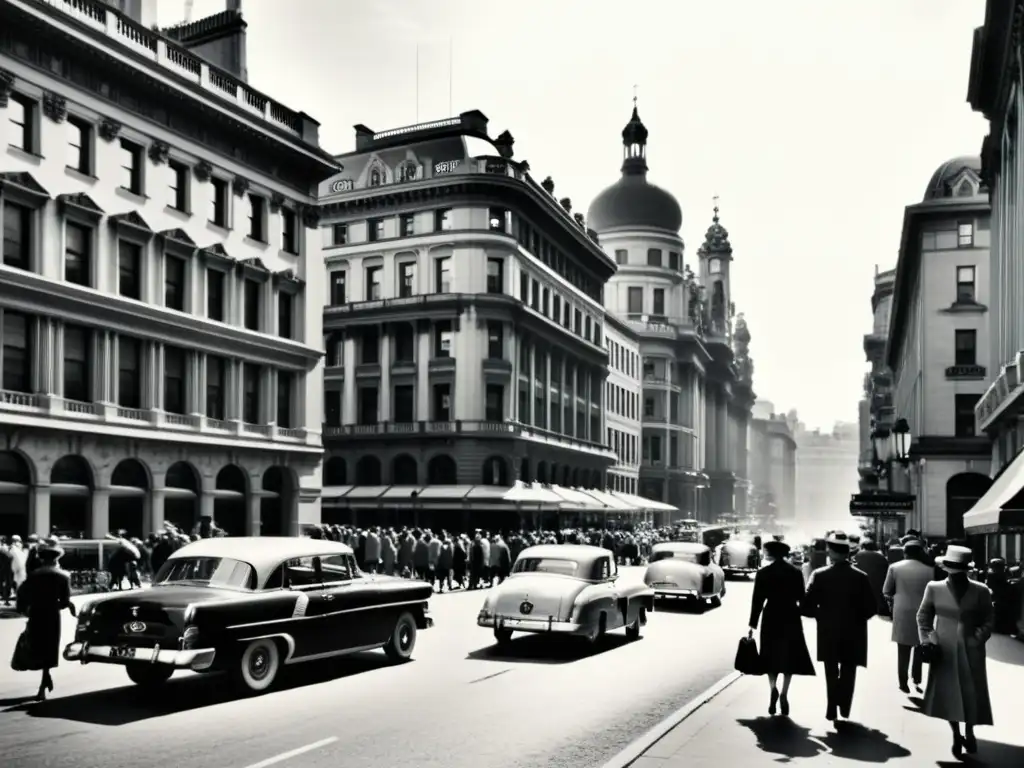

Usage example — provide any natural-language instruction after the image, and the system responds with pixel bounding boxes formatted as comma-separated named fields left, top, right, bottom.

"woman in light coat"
left=883, top=538, right=934, bottom=692
left=917, top=545, right=994, bottom=759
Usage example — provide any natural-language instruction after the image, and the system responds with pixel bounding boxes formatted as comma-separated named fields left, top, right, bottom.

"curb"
left=595, top=671, right=743, bottom=768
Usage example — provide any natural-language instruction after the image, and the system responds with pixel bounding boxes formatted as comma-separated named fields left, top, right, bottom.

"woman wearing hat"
left=15, top=539, right=77, bottom=700
left=748, top=538, right=816, bottom=715
left=917, top=545, right=994, bottom=758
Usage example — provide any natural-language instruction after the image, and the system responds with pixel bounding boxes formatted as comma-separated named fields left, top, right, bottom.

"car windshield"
left=153, top=557, right=256, bottom=590
left=512, top=557, right=579, bottom=576
left=652, top=550, right=701, bottom=564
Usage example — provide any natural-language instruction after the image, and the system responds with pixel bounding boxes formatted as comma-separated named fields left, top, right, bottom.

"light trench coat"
left=883, top=559, right=934, bottom=646
left=917, top=578, right=994, bottom=725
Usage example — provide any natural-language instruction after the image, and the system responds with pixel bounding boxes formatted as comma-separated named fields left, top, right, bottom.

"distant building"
left=748, top=401, right=797, bottom=522
left=604, top=312, right=642, bottom=495
left=885, top=157, right=992, bottom=540
left=793, top=420, right=860, bottom=523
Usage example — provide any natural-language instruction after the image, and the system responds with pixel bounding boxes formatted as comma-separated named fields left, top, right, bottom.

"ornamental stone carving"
left=301, top=206, right=320, bottom=229
left=541, top=177, right=555, bottom=194
left=42, top=92, right=67, bottom=123
left=194, top=160, right=213, bottom=182
left=147, top=141, right=170, bottom=165
left=270, top=192, right=285, bottom=212
left=232, top=176, right=250, bottom=196
left=98, top=119, right=122, bottom=142
left=0, top=69, right=14, bottom=108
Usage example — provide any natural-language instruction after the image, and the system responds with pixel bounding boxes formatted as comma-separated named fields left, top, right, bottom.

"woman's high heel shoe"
left=35, top=686, right=46, bottom=702
left=769, top=689, right=779, bottom=716
left=952, top=732, right=963, bottom=760
left=45, top=677, right=53, bottom=693
left=780, top=693, right=790, bottom=717
left=964, top=733, right=977, bottom=754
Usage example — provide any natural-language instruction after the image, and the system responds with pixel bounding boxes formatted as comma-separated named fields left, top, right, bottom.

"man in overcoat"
left=803, top=531, right=878, bottom=722
left=882, top=538, right=934, bottom=691
left=854, top=540, right=891, bottom=617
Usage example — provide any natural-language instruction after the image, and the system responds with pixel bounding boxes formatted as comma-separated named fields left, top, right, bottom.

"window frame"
left=956, top=265, right=976, bottom=303
left=119, top=138, right=144, bottom=196
left=954, top=329, right=977, bottom=366
left=66, top=116, right=92, bottom=176
left=7, top=93, right=36, bottom=155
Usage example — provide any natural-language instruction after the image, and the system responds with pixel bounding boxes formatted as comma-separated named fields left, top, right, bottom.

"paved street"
left=0, top=569, right=751, bottom=768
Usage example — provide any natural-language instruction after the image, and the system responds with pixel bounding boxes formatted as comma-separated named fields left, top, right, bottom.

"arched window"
left=355, top=456, right=382, bottom=485
left=369, top=168, right=382, bottom=187
left=482, top=457, right=508, bottom=486
left=398, top=162, right=417, bottom=182
left=427, top=454, right=457, bottom=484
left=324, top=457, right=347, bottom=485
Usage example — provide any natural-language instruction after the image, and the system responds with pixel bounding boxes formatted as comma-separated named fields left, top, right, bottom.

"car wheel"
left=625, top=610, right=642, bottom=641
left=585, top=613, right=607, bottom=645
left=710, top=595, right=722, bottom=608
left=383, top=611, right=417, bottom=662
left=493, top=627, right=513, bottom=645
left=235, top=638, right=281, bottom=694
left=125, top=664, right=174, bottom=688
left=721, top=584, right=727, bottom=598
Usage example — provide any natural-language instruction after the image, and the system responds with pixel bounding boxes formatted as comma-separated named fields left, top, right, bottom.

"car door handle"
left=322, top=594, right=335, bottom=601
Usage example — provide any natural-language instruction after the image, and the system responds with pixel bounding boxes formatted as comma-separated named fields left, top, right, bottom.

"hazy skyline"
left=163, top=0, right=989, bottom=430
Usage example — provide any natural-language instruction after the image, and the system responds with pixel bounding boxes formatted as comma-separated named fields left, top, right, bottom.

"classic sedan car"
left=477, top=544, right=654, bottom=645
left=643, top=542, right=726, bottom=607
left=63, top=537, right=433, bottom=694
left=716, top=538, right=762, bottom=578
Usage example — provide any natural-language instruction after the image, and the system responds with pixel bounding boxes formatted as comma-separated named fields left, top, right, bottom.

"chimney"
left=113, top=0, right=157, bottom=27
left=165, top=3, right=249, bottom=82
left=354, top=125, right=375, bottom=151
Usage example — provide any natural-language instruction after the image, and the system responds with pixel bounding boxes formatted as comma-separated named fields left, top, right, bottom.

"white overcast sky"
left=162, top=0, right=989, bottom=430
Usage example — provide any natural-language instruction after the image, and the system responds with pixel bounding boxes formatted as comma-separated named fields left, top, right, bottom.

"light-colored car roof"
left=653, top=541, right=710, bottom=553
left=167, top=537, right=354, bottom=587
left=517, top=544, right=610, bottom=564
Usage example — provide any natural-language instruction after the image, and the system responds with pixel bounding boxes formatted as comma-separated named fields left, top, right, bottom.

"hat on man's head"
left=764, top=539, right=791, bottom=558
left=37, top=537, right=64, bottom=560
left=825, top=531, right=852, bottom=551
left=902, top=538, right=925, bottom=550
left=936, top=545, right=973, bottom=571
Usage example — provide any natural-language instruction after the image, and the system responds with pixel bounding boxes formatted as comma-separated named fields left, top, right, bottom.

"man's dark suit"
left=803, top=559, right=877, bottom=720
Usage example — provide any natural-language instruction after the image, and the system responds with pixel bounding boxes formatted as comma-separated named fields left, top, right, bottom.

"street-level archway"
left=110, top=459, right=149, bottom=538
left=215, top=465, right=248, bottom=536
left=0, top=450, right=32, bottom=538
left=946, top=472, right=993, bottom=540
left=392, top=454, right=418, bottom=485
left=427, top=454, right=457, bottom=485
left=50, top=455, right=93, bottom=537
left=260, top=466, right=296, bottom=536
left=165, top=461, right=201, bottom=533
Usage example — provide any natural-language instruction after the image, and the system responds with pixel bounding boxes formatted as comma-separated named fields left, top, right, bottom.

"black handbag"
left=10, top=629, right=37, bottom=672
left=919, top=642, right=941, bottom=665
left=735, top=635, right=764, bottom=676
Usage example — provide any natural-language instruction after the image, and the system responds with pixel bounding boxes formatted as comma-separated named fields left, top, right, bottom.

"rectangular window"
left=434, top=321, right=453, bottom=358
left=67, top=117, right=90, bottom=174
left=487, top=321, right=503, bottom=359
left=368, top=218, right=382, bottom=242
left=276, top=370, right=292, bottom=428
left=119, top=139, right=143, bottom=194
left=956, top=265, right=976, bottom=303
left=207, top=270, right=225, bottom=321
left=627, top=287, right=643, bottom=314
left=8, top=95, right=34, bottom=153
left=206, top=356, right=225, bottom=420
left=653, top=288, right=665, bottom=316
left=1, top=311, right=31, bottom=393
left=400, top=213, right=415, bottom=237
left=165, top=255, right=186, bottom=311
left=615, top=249, right=628, bottom=265
left=118, top=240, right=142, bottom=300
left=433, top=382, right=451, bottom=421
left=669, top=251, right=680, bottom=270
left=331, top=270, right=347, bottom=305
left=398, top=262, right=415, bottom=297
left=244, top=279, right=260, bottom=331
left=519, top=272, right=529, bottom=302
left=168, top=160, right=188, bottom=212
left=117, top=337, right=141, bottom=408
left=361, top=327, right=380, bottom=364
left=2, top=203, right=31, bottom=270
left=332, top=223, right=347, bottom=245
left=958, top=222, right=974, bottom=247
left=434, top=209, right=451, bottom=231
left=63, top=324, right=90, bottom=402
left=281, top=209, right=298, bottom=254
left=248, top=194, right=265, bottom=241
left=366, top=265, right=382, bottom=300
left=393, top=384, right=414, bottom=422
left=488, top=207, right=507, bottom=232
left=325, top=390, right=342, bottom=426
left=64, top=222, right=91, bottom=286
left=393, top=324, right=415, bottom=362
left=358, top=386, right=378, bottom=425
left=487, top=258, right=503, bottom=293
left=954, top=394, right=980, bottom=437
left=435, top=256, right=451, bottom=293
left=211, top=178, right=228, bottom=227
left=647, top=248, right=662, bottom=267
left=531, top=280, right=539, bottom=311
left=242, top=363, right=261, bottom=423
left=954, top=329, right=977, bottom=365
left=485, top=384, right=503, bottom=421
left=278, top=292, right=293, bottom=339
left=163, top=346, right=186, bottom=414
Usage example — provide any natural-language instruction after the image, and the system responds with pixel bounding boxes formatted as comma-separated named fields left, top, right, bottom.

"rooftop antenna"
left=713, top=194, right=720, bottom=221
left=633, top=84, right=638, bottom=108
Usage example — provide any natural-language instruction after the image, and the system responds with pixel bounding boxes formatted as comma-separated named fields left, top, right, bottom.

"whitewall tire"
left=236, top=638, right=281, bottom=693
left=384, top=612, right=417, bottom=662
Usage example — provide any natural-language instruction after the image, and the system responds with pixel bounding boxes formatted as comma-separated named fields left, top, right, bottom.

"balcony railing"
left=0, top=389, right=312, bottom=444
left=32, top=0, right=305, bottom=138
left=323, top=419, right=614, bottom=457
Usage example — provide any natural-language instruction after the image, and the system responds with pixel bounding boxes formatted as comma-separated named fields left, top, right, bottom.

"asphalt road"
left=0, top=569, right=753, bottom=768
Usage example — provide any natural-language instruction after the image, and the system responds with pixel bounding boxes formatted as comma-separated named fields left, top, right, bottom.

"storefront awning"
left=549, top=485, right=607, bottom=509
left=963, top=451, right=1024, bottom=534
left=610, top=491, right=678, bottom=512
left=578, top=488, right=638, bottom=511
left=504, top=482, right=568, bottom=505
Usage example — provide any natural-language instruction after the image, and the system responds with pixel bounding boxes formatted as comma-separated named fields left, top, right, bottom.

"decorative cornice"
left=270, top=192, right=285, bottom=213
left=273, top=268, right=305, bottom=288
left=194, top=160, right=214, bottom=182
left=0, top=172, right=51, bottom=201
left=98, top=118, right=122, bottom=142
left=42, top=91, right=67, bottom=123
left=147, top=141, right=170, bottom=165
left=940, top=300, right=988, bottom=314
left=199, top=243, right=233, bottom=268
left=158, top=228, right=196, bottom=247
left=109, top=210, right=153, bottom=235
left=232, top=176, right=250, bottom=197
left=57, top=192, right=105, bottom=218
left=237, top=256, right=270, bottom=278
left=0, top=69, right=14, bottom=108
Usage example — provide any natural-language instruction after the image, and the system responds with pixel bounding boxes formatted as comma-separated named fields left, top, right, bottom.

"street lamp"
left=871, top=425, right=892, bottom=474
left=891, top=418, right=912, bottom=465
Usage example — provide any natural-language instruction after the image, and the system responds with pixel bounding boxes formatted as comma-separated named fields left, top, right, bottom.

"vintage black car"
left=63, top=537, right=433, bottom=693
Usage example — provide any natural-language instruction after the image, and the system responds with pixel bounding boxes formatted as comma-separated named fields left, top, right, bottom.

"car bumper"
left=478, top=615, right=583, bottom=634
left=63, top=642, right=217, bottom=671
left=651, top=586, right=700, bottom=598
left=723, top=567, right=756, bottom=574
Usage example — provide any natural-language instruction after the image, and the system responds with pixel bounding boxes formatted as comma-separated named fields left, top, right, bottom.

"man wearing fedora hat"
left=803, top=531, right=878, bottom=723
left=883, top=538, right=933, bottom=692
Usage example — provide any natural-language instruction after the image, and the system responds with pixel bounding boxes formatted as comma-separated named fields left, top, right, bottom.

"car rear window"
left=154, top=557, right=257, bottom=590
left=512, top=558, right=579, bottom=576
left=652, top=550, right=702, bottom=564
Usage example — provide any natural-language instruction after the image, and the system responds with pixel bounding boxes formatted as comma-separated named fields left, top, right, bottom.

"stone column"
left=247, top=492, right=262, bottom=536
left=90, top=488, right=111, bottom=539
left=379, top=324, right=391, bottom=421
left=200, top=491, right=216, bottom=527
left=150, top=489, right=166, bottom=533
left=31, top=486, right=51, bottom=537
left=415, top=329, right=430, bottom=421
left=528, top=342, right=536, bottom=425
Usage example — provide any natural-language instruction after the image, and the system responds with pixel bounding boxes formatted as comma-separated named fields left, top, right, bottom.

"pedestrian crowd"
left=746, top=528, right=1015, bottom=760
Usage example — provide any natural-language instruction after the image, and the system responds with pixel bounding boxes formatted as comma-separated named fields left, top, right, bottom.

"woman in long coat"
left=918, top=545, right=994, bottom=759
left=748, top=540, right=815, bottom=716
left=16, top=540, right=77, bottom=700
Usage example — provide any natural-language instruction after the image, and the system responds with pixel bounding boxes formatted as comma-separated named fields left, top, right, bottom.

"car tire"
left=493, top=627, right=513, bottom=645
left=625, top=610, right=642, bottom=640
left=234, top=638, right=281, bottom=694
left=126, top=664, right=174, bottom=688
left=584, top=613, right=607, bottom=645
left=721, top=584, right=727, bottom=599
left=710, top=595, right=722, bottom=608
left=383, top=611, right=417, bottom=662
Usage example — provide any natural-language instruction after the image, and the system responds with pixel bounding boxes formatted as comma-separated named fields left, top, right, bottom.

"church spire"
left=621, top=88, right=648, bottom=176
left=698, top=198, right=733, bottom=257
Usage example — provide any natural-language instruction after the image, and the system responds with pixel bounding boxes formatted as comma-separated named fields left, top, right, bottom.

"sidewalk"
left=624, top=618, right=1024, bottom=767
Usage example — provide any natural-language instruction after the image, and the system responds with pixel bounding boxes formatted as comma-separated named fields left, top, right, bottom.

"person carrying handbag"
left=882, top=538, right=933, bottom=693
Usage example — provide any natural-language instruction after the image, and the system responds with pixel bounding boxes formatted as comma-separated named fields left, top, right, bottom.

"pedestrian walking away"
left=802, top=530, right=877, bottom=723
left=883, top=537, right=933, bottom=692
left=747, top=538, right=815, bottom=717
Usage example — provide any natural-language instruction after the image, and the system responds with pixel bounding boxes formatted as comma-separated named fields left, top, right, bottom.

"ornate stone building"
left=587, top=106, right=756, bottom=523
left=859, top=266, right=896, bottom=494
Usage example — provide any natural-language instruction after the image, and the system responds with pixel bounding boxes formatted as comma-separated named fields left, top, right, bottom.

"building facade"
left=604, top=311, right=642, bottom=494
left=318, top=111, right=618, bottom=514
left=965, top=4, right=1024, bottom=560
left=587, top=106, right=755, bottom=523
left=0, top=0, right=336, bottom=539
left=885, top=157, right=992, bottom=540
left=792, top=419, right=860, bottom=524
left=858, top=266, right=896, bottom=494
left=748, top=401, right=797, bottom=523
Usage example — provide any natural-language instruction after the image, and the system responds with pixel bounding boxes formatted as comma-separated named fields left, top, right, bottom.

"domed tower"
left=698, top=204, right=734, bottom=338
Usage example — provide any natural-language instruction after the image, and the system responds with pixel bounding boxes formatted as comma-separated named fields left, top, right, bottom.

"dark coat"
left=853, top=549, right=890, bottom=614
left=803, top=560, right=877, bottom=666
left=16, top=564, right=73, bottom=669
left=749, top=559, right=816, bottom=675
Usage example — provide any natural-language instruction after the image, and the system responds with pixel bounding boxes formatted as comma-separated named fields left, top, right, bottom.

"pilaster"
left=90, top=488, right=111, bottom=538
left=31, top=486, right=51, bottom=537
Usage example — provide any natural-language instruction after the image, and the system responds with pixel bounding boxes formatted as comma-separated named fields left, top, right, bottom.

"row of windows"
left=324, top=382, right=505, bottom=426
left=615, top=247, right=682, bottom=271
left=607, top=382, right=640, bottom=421
left=329, top=254, right=465, bottom=304
left=519, top=270, right=602, bottom=346
left=607, top=473, right=638, bottom=495
left=0, top=311, right=297, bottom=427
left=922, top=223, right=977, bottom=252
left=608, top=427, right=639, bottom=467
left=517, top=380, right=601, bottom=442
left=643, top=433, right=695, bottom=467
left=605, top=337, right=639, bottom=379
left=1, top=205, right=297, bottom=339
left=6, top=93, right=300, bottom=254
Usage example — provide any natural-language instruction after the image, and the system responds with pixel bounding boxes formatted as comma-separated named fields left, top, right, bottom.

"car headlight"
left=180, top=625, right=201, bottom=650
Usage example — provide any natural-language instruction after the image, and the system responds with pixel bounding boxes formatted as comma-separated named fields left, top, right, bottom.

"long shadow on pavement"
left=466, top=633, right=633, bottom=665
left=3, top=652, right=393, bottom=726
left=817, top=722, right=911, bottom=763
left=936, top=739, right=1024, bottom=767
left=736, top=716, right=828, bottom=759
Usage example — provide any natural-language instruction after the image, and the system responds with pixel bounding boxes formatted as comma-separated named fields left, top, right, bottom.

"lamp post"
left=870, top=417, right=913, bottom=537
